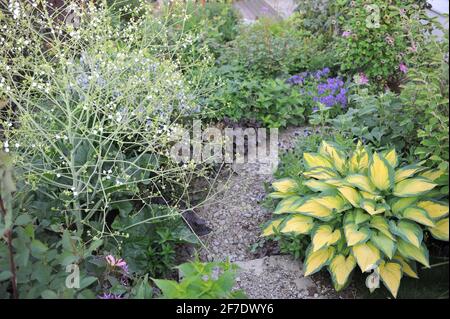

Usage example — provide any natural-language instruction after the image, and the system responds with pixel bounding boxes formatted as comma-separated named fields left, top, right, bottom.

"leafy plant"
left=335, top=0, right=432, bottom=89
left=153, top=259, right=245, bottom=299
left=262, top=140, right=449, bottom=297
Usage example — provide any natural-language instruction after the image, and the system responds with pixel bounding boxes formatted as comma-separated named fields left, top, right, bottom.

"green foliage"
left=206, top=73, right=305, bottom=128
left=329, top=88, right=416, bottom=152
left=400, top=35, right=449, bottom=172
left=263, top=140, right=449, bottom=297
left=335, top=0, right=431, bottom=88
left=153, top=259, right=245, bottom=299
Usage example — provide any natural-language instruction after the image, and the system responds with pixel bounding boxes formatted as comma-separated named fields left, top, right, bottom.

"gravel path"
left=196, top=127, right=358, bottom=298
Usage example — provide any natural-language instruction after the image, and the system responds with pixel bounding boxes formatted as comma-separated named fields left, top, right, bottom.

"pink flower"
left=357, top=73, right=369, bottom=85
left=399, top=63, right=408, bottom=74
left=105, top=255, right=128, bottom=272
left=342, top=31, right=352, bottom=38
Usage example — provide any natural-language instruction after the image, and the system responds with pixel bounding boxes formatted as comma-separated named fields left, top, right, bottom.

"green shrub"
left=263, top=140, right=449, bottom=297
left=335, top=0, right=431, bottom=89
left=153, top=259, right=245, bottom=299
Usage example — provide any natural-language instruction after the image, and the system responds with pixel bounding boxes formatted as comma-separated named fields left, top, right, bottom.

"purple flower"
left=105, top=255, right=129, bottom=273
left=356, top=72, right=369, bottom=85
left=399, top=63, right=408, bottom=74
left=342, top=31, right=352, bottom=38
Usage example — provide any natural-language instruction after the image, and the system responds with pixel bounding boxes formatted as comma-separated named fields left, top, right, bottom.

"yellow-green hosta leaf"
left=294, top=199, right=334, bottom=221
left=354, top=209, right=371, bottom=225
left=394, top=255, right=419, bottom=279
left=338, top=186, right=361, bottom=207
left=272, top=178, right=299, bottom=194
left=360, top=199, right=385, bottom=215
left=370, top=232, right=396, bottom=259
left=428, top=218, right=449, bottom=241
left=368, top=152, right=393, bottom=191
left=303, top=152, right=334, bottom=169
left=389, top=220, right=423, bottom=248
left=394, top=165, right=425, bottom=183
left=314, top=193, right=349, bottom=212
left=319, top=141, right=347, bottom=174
left=350, top=141, right=369, bottom=173
left=344, top=223, right=371, bottom=246
left=391, top=197, right=418, bottom=215
left=360, top=191, right=379, bottom=201
left=370, top=216, right=395, bottom=241
left=268, top=191, right=297, bottom=199
left=397, top=239, right=430, bottom=268
left=304, top=246, right=335, bottom=276
left=352, top=242, right=381, bottom=272
left=280, top=214, right=314, bottom=235
left=274, top=196, right=302, bottom=214
left=311, top=225, right=341, bottom=252
left=324, top=178, right=348, bottom=187
left=303, top=179, right=335, bottom=192
left=378, top=261, right=402, bottom=298
left=346, top=174, right=377, bottom=193
left=303, top=167, right=339, bottom=180
left=393, top=177, right=437, bottom=197
left=416, top=200, right=449, bottom=219
left=328, top=254, right=356, bottom=291
left=419, top=168, right=446, bottom=181
left=402, top=207, right=435, bottom=227
left=261, top=219, right=283, bottom=237
left=383, top=149, right=398, bottom=168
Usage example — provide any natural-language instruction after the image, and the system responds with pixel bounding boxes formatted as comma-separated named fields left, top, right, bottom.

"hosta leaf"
left=383, top=149, right=398, bottom=168
left=261, top=219, right=283, bottom=237
left=397, top=239, right=430, bottom=268
left=280, top=214, right=314, bottom=235
left=354, top=209, right=371, bottom=225
left=389, top=220, right=423, bottom=248
left=350, top=141, right=369, bottom=173
left=304, top=246, right=335, bottom=276
left=272, top=178, right=299, bottom=193
left=370, top=232, right=396, bottom=259
left=394, top=165, right=425, bottom=183
left=352, top=242, right=381, bottom=272
left=393, top=177, right=437, bottom=197
left=269, top=191, right=297, bottom=199
left=346, top=174, right=377, bottom=193
left=368, top=152, right=393, bottom=191
left=314, top=193, right=349, bottom=212
left=370, top=216, right=395, bottom=241
left=428, top=218, right=449, bottom=241
left=360, top=199, right=385, bottom=215
left=303, top=179, right=335, bottom=192
left=394, top=255, right=419, bottom=279
left=319, top=141, right=347, bottom=174
left=294, top=199, right=334, bottom=221
left=311, top=225, right=341, bottom=252
left=416, top=200, right=449, bottom=219
left=338, top=186, right=361, bottom=207
left=328, top=254, right=356, bottom=291
left=303, top=152, right=334, bottom=169
left=419, top=168, right=446, bottom=181
left=344, top=223, right=371, bottom=246
left=303, top=167, right=339, bottom=180
left=274, top=196, right=302, bottom=214
left=360, top=191, right=379, bottom=201
left=391, top=197, right=418, bottom=215
left=324, top=178, right=348, bottom=187
left=379, top=261, right=402, bottom=298
left=402, top=207, right=435, bottom=227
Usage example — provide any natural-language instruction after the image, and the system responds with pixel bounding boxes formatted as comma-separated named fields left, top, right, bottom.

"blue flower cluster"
left=287, top=68, right=348, bottom=110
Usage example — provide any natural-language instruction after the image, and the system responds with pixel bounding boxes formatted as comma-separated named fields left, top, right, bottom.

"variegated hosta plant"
left=262, top=141, right=449, bottom=298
